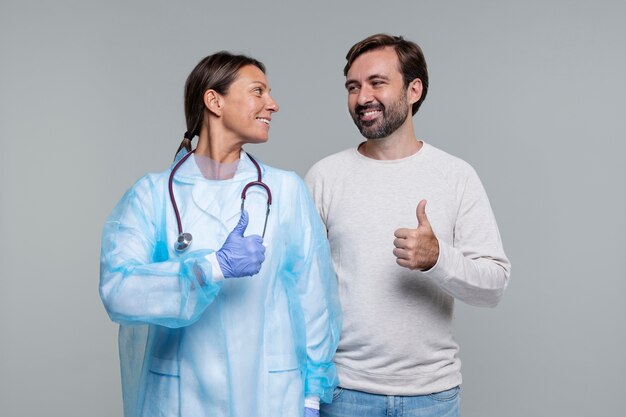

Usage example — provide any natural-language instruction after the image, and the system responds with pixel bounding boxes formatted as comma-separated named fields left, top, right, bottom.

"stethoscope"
left=168, top=149, right=272, bottom=252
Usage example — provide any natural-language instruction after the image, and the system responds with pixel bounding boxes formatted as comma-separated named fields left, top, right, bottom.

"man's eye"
left=254, top=88, right=263, bottom=95
left=347, top=85, right=359, bottom=93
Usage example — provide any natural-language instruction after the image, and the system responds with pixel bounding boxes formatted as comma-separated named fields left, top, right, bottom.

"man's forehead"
left=347, top=47, right=401, bottom=79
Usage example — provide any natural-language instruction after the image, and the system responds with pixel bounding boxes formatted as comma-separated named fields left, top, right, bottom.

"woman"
left=100, top=51, right=341, bottom=417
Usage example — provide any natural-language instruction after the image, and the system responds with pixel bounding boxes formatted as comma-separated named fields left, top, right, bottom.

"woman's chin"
left=244, top=136, right=270, bottom=145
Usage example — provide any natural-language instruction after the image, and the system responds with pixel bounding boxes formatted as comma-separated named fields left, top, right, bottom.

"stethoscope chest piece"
left=175, top=232, right=193, bottom=252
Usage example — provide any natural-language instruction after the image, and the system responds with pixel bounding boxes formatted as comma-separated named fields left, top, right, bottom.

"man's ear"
left=407, top=78, right=423, bottom=106
left=204, top=90, right=223, bottom=116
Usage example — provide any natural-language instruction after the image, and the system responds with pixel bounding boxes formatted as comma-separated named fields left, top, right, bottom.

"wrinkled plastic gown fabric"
left=100, top=151, right=341, bottom=417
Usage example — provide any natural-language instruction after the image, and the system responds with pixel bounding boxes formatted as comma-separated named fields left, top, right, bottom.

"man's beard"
left=352, top=93, right=409, bottom=139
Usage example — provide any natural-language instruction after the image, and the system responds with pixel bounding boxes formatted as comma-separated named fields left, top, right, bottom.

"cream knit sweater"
left=305, top=142, right=510, bottom=395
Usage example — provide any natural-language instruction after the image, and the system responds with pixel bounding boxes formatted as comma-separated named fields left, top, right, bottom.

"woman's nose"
left=267, top=95, right=279, bottom=112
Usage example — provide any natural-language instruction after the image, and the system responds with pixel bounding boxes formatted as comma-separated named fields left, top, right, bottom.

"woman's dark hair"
left=175, top=51, right=266, bottom=157
left=344, top=34, right=429, bottom=115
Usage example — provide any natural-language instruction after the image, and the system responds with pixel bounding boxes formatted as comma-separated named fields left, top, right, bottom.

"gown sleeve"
left=285, top=174, right=342, bottom=404
left=99, top=176, right=222, bottom=328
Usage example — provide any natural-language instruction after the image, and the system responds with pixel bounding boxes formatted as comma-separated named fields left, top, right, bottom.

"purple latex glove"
left=304, top=408, right=319, bottom=417
left=216, top=210, right=265, bottom=278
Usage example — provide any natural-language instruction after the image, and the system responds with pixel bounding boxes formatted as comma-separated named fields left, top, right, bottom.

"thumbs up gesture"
left=216, top=210, right=266, bottom=278
left=393, top=200, right=439, bottom=271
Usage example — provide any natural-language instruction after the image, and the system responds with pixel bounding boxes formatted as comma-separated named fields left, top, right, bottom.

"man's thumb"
left=416, top=200, right=430, bottom=228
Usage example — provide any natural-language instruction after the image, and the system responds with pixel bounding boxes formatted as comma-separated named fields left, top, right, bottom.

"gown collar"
left=171, top=149, right=265, bottom=184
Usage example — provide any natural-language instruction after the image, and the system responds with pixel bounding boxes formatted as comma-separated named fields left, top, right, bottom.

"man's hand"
left=393, top=200, right=439, bottom=271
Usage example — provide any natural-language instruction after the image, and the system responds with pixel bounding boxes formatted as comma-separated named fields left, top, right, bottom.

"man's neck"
left=357, top=123, right=422, bottom=160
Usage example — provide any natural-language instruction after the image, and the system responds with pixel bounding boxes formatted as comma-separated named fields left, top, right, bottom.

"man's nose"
left=357, top=85, right=374, bottom=106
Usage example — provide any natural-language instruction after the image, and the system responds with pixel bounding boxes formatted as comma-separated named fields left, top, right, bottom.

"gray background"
left=1, top=0, right=624, bottom=416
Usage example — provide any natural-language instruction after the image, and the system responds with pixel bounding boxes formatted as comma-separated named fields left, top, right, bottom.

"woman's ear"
left=204, top=90, right=222, bottom=116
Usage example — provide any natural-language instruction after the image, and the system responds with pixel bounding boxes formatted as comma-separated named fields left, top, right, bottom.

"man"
left=305, top=34, right=511, bottom=417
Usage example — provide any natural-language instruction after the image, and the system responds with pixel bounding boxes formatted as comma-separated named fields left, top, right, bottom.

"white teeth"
left=257, top=117, right=270, bottom=125
left=363, top=110, right=381, bottom=117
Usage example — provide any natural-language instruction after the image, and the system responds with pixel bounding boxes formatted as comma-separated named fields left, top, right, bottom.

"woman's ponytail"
left=174, top=131, right=195, bottom=160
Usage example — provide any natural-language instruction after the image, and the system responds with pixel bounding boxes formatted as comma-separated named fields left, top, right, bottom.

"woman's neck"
left=195, top=129, right=242, bottom=163
left=194, top=153, right=240, bottom=180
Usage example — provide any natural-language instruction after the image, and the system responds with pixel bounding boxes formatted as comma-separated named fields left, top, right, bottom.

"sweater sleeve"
left=422, top=168, right=511, bottom=307
left=304, top=164, right=327, bottom=226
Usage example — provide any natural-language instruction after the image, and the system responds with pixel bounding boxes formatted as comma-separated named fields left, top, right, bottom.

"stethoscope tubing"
left=168, top=149, right=272, bottom=251
left=168, top=150, right=195, bottom=238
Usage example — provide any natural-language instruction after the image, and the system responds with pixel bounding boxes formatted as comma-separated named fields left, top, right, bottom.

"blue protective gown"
left=100, top=151, right=341, bottom=417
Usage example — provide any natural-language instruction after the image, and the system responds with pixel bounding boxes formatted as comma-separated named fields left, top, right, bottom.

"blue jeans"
left=320, top=386, right=460, bottom=417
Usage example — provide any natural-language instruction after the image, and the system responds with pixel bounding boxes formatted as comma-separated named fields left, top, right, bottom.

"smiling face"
left=218, top=65, right=279, bottom=144
left=345, top=47, right=413, bottom=140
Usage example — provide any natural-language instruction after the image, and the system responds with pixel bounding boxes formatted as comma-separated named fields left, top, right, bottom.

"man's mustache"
left=355, top=103, right=384, bottom=114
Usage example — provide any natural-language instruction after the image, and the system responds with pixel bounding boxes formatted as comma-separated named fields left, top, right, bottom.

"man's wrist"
left=420, top=237, right=440, bottom=271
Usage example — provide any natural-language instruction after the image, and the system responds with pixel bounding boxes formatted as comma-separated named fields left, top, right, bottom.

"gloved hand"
left=304, top=407, right=319, bottom=417
left=216, top=210, right=265, bottom=278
